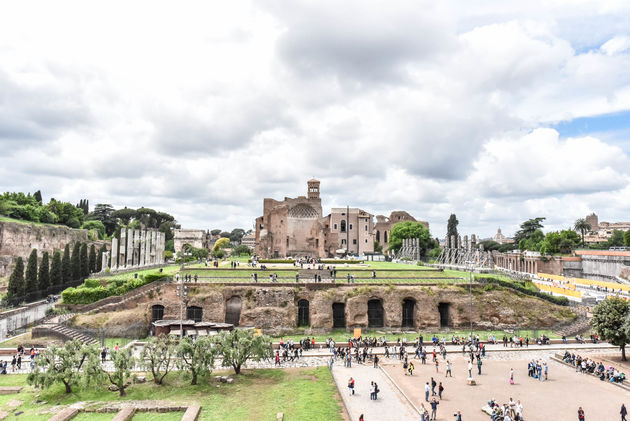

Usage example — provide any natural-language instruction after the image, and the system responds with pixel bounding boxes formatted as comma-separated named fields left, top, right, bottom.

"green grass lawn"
left=0, top=367, right=343, bottom=421
left=94, top=265, right=180, bottom=282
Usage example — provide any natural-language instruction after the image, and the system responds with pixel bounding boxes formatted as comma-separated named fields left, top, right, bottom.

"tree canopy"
left=388, top=221, right=433, bottom=256
left=591, top=298, right=629, bottom=360
left=213, top=329, right=272, bottom=374
left=514, top=217, right=546, bottom=244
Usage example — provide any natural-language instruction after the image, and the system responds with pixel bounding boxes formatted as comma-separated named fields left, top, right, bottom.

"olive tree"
left=27, top=340, right=101, bottom=394
left=107, top=349, right=135, bottom=396
left=213, top=329, right=272, bottom=375
left=177, top=335, right=216, bottom=385
left=140, top=334, right=177, bottom=385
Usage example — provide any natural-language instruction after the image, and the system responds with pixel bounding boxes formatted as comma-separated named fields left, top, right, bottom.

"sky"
left=1, top=0, right=630, bottom=239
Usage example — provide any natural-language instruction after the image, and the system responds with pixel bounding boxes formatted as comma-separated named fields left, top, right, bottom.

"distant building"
left=584, top=213, right=630, bottom=243
left=492, top=228, right=514, bottom=245
left=241, top=232, right=256, bottom=250
left=173, top=229, right=211, bottom=255
left=329, top=208, right=374, bottom=255
left=373, top=211, right=429, bottom=254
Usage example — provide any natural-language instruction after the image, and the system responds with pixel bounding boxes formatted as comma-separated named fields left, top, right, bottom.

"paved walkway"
left=331, top=363, right=418, bottom=420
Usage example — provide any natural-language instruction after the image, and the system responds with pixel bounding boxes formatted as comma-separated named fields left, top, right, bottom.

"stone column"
left=101, top=251, right=110, bottom=272
left=144, top=230, right=150, bottom=266
left=139, top=230, right=146, bottom=267
left=150, top=230, right=156, bottom=265
left=111, top=237, right=119, bottom=271
left=158, top=232, right=165, bottom=263
left=471, top=234, right=477, bottom=250
left=119, top=230, right=127, bottom=269
left=126, top=228, right=134, bottom=268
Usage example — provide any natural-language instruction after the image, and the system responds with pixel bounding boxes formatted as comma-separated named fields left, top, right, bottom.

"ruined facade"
left=374, top=211, right=429, bottom=254
left=173, top=229, right=212, bottom=255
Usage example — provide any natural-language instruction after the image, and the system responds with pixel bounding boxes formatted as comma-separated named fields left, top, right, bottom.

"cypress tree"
left=38, top=251, right=50, bottom=291
left=62, top=244, right=71, bottom=283
left=24, top=249, right=38, bottom=296
left=80, top=243, right=89, bottom=277
left=7, top=257, right=25, bottom=299
left=71, top=242, right=81, bottom=280
left=50, top=250, right=62, bottom=286
left=88, top=244, right=97, bottom=273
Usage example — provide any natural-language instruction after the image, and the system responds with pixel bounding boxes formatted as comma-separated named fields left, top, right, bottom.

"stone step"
left=112, top=407, right=135, bottom=421
left=48, top=407, right=78, bottom=421
left=181, top=405, right=201, bottom=421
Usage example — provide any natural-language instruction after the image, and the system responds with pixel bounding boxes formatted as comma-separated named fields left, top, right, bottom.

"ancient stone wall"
left=98, top=283, right=575, bottom=335
left=0, top=220, right=90, bottom=278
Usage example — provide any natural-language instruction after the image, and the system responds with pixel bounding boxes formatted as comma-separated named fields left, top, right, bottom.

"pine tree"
left=24, top=249, right=38, bottom=296
left=38, top=251, right=50, bottom=291
left=7, top=257, right=25, bottom=299
left=97, top=244, right=106, bottom=272
left=62, top=244, right=71, bottom=283
left=50, top=250, right=62, bottom=286
left=80, top=243, right=89, bottom=277
left=88, top=244, right=97, bottom=273
left=34, top=190, right=43, bottom=204
left=71, top=242, right=81, bottom=280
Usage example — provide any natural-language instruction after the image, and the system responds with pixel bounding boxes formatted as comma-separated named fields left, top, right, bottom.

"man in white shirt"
left=468, top=361, right=473, bottom=378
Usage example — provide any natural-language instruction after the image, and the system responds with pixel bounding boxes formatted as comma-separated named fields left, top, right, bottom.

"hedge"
left=253, top=259, right=295, bottom=264
left=62, top=273, right=167, bottom=305
left=477, top=277, right=569, bottom=306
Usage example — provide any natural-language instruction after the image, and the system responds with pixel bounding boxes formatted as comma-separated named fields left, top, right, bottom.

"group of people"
left=487, top=397, right=524, bottom=421
left=1, top=345, right=37, bottom=374
left=346, top=376, right=380, bottom=400
left=562, top=352, right=626, bottom=383
left=526, top=360, right=548, bottom=381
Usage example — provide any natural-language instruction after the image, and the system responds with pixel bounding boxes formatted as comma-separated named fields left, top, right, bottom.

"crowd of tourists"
left=487, top=397, right=524, bottom=421
left=562, top=351, right=626, bottom=383
left=1, top=345, right=38, bottom=374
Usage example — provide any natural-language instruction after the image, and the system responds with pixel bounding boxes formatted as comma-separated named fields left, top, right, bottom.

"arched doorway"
left=332, top=303, right=346, bottom=328
left=367, top=299, right=384, bottom=328
left=438, top=303, right=451, bottom=328
left=298, top=299, right=310, bottom=327
left=225, top=296, right=242, bottom=326
left=187, top=306, right=203, bottom=322
left=402, top=299, right=415, bottom=328
left=151, top=304, right=164, bottom=322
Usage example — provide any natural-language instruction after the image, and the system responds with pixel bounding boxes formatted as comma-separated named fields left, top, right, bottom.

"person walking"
left=425, top=382, right=430, bottom=402
left=438, top=382, right=444, bottom=399
left=435, top=359, right=439, bottom=373
left=348, top=377, right=355, bottom=395
left=622, top=404, right=628, bottom=421
left=370, top=381, right=375, bottom=400
left=477, top=358, right=482, bottom=375
left=431, top=377, right=437, bottom=396
left=446, top=360, right=452, bottom=377
left=578, top=407, right=585, bottom=421
left=373, top=355, right=379, bottom=368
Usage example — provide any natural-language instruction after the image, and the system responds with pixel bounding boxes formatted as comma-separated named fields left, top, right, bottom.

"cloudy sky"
left=2, top=0, right=630, bottom=239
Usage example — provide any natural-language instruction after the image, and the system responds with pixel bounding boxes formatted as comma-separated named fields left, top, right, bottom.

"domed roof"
left=288, top=203, right=319, bottom=219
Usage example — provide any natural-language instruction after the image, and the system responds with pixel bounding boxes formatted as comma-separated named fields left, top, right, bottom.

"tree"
left=25, top=249, right=38, bottom=296
left=106, top=349, right=135, bottom=396
left=229, top=228, right=246, bottom=243
left=388, top=221, right=432, bottom=255
left=213, top=329, right=272, bottom=375
left=608, top=230, right=626, bottom=248
left=88, top=204, right=118, bottom=236
left=574, top=218, right=591, bottom=247
left=625, top=230, right=630, bottom=247
left=7, top=257, right=25, bottom=299
left=212, top=238, right=230, bottom=253
left=211, top=229, right=221, bottom=236
left=38, top=251, right=50, bottom=291
left=113, top=207, right=136, bottom=226
left=446, top=214, right=459, bottom=248
left=50, top=250, right=62, bottom=286
left=80, top=243, right=89, bottom=278
left=478, top=240, right=501, bottom=251
left=27, top=340, right=101, bottom=394
left=591, top=298, right=629, bottom=360
left=71, top=242, right=81, bottom=280
left=62, top=244, right=72, bottom=283
left=374, top=241, right=383, bottom=254
left=140, top=335, right=177, bottom=385
left=514, top=217, right=546, bottom=244
left=220, top=231, right=231, bottom=239
left=33, top=190, right=42, bottom=204
left=81, top=220, right=106, bottom=239
left=177, top=336, right=216, bottom=385
left=231, top=245, right=251, bottom=256
left=88, top=244, right=97, bottom=274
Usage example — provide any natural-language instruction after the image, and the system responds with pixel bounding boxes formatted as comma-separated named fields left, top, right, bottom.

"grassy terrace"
left=271, top=328, right=560, bottom=342
left=0, top=368, right=343, bottom=421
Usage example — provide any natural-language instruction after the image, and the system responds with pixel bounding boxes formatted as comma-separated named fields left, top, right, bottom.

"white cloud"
left=0, top=1, right=629, bottom=239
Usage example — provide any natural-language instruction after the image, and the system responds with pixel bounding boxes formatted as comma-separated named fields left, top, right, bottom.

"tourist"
left=114, top=343, right=119, bottom=352
left=408, top=361, right=414, bottom=376
left=477, top=358, right=482, bottom=375
left=420, top=403, right=429, bottom=421
left=516, top=400, right=523, bottom=420
left=373, top=355, right=379, bottom=368
left=468, top=361, right=473, bottom=378
left=348, top=377, right=355, bottom=395
left=578, top=406, right=585, bottom=421
left=509, top=368, right=515, bottom=385
left=425, top=382, right=430, bottom=402
left=431, top=377, right=437, bottom=396
left=329, top=356, right=334, bottom=370
left=430, top=398, right=439, bottom=420
left=622, top=404, right=628, bottom=421
left=438, top=382, right=444, bottom=399
left=101, top=347, right=107, bottom=363
left=370, top=381, right=375, bottom=400
left=374, top=382, right=379, bottom=400
left=275, top=351, right=280, bottom=366
left=16, top=355, right=21, bottom=370
left=435, top=359, right=439, bottom=373
left=359, top=414, right=364, bottom=421
left=446, top=360, right=452, bottom=377
left=454, top=411, right=462, bottom=421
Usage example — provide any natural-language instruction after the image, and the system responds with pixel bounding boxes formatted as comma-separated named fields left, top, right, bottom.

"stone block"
left=0, top=386, right=22, bottom=395
left=112, top=408, right=135, bottom=421
left=181, top=405, right=201, bottom=421
left=48, top=407, right=79, bottom=421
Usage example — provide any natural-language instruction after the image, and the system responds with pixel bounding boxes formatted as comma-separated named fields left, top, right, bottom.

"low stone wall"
left=0, top=300, right=55, bottom=342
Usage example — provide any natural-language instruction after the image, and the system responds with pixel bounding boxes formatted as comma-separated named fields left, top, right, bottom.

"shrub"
left=83, top=278, right=102, bottom=288
left=477, top=277, right=569, bottom=306
left=61, top=273, right=169, bottom=304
